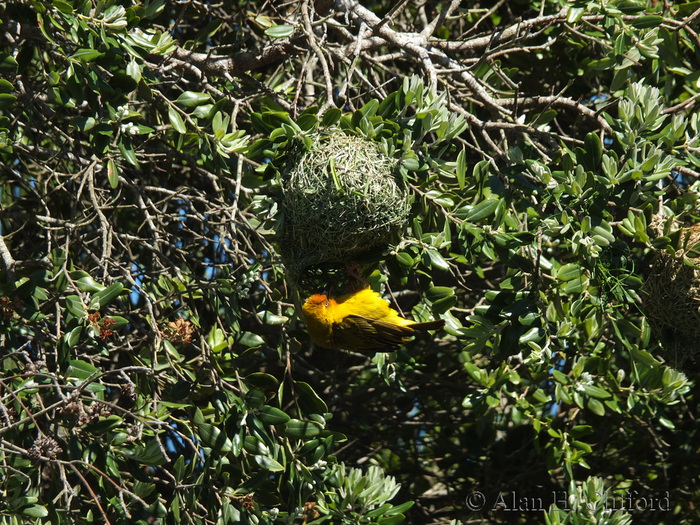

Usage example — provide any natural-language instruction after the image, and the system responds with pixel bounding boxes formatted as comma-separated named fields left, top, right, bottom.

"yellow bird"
left=302, top=287, right=445, bottom=351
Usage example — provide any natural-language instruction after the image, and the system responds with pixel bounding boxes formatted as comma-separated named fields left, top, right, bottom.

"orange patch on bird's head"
left=302, top=294, right=332, bottom=320
left=305, top=294, right=329, bottom=306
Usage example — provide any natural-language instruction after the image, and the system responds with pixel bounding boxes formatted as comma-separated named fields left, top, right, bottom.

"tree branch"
left=168, top=30, right=306, bottom=78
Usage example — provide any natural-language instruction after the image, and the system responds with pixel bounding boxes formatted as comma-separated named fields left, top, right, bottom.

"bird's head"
left=304, top=293, right=330, bottom=310
left=302, top=293, right=334, bottom=329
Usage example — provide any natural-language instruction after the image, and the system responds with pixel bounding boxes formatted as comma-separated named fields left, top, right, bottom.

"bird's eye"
left=324, top=299, right=329, bottom=307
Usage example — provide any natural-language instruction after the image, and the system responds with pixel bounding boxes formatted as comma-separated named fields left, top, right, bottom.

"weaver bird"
left=302, top=287, right=445, bottom=352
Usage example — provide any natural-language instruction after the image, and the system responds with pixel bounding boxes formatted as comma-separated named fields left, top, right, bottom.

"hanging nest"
left=279, top=133, right=410, bottom=288
left=642, top=221, right=700, bottom=371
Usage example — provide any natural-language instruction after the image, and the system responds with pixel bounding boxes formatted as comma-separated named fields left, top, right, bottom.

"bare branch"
left=335, top=0, right=439, bottom=86
left=502, top=95, right=613, bottom=134
left=168, top=31, right=306, bottom=78
left=301, top=0, right=337, bottom=112
left=421, top=0, right=462, bottom=39
left=0, top=234, right=15, bottom=278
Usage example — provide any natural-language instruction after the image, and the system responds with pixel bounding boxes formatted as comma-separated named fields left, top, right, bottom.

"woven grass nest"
left=279, top=133, right=410, bottom=287
left=642, top=222, right=700, bottom=371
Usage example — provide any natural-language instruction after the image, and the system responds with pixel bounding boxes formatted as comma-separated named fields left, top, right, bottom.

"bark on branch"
left=169, top=31, right=306, bottom=78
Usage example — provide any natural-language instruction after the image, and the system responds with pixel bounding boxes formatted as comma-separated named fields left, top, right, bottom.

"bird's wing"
left=331, top=314, right=414, bottom=351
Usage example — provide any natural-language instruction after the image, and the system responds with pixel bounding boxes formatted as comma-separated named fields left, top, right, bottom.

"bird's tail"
left=410, top=319, right=445, bottom=331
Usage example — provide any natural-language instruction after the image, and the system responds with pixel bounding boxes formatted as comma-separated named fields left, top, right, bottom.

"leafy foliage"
left=1, top=0, right=699, bottom=524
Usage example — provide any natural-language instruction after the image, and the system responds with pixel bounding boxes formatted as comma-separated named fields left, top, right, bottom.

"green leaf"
left=426, top=286, right=457, bottom=313
left=610, top=69, right=628, bottom=92
left=126, top=59, right=141, bottom=82
left=376, top=515, right=406, bottom=525
left=239, top=332, right=265, bottom=348
left=566, top=6, right=585, bottom=23
left=570, top=425, right=594, bottom=437
left=125, top=439, right=168, bottom=466
left=360, top=99, right=379, bottom=117
left=295, top=381, right=329, bottom=414
left=587, top=398, right=605, bottom=416
left=296, top=112, right=318, bottom=131
left=615, top=0, right=646, bottom=14
left=426, top=286, right=455, bottom=302
left=173, top=455, right=186, bottom=482
left=658, top=416, right=675, bottom=430
left=519, top=326, right=542, bottom=344
left=175, top=91, right=212, bottom=107
left=206, top=326, right=227, bottom=352
left=197, top=423, right=233, bottom=452
left=245, top=372, right=279, bottom=390
left=0, top=93, right=16, bottom=109
left=108, top=316, right=128, bottom=328
left=321, top=108, right=342, bottom=127
left=582, top=384, right=611, bottom=399
left=84, top=415, right=123, bottom=433
left=168, top=107, right=187, bottom=133
left=571, top=440, right=592, bottom=453
left=394, top=251, right=414, bottom=267
left=584, top=132, right=602, bottom=167
left=385, top=501, right=414, bottom=515
left=21, top=505, right=49, bottom=518
left=678, top=1, right=700, bottom=16
left=465, top=199, right=499, bottom=222
left=67, top=359, right=99, bottom=380
left=258, top=406, right=291, bottom=425
left=118, top=137, right=139, bottom=166
left=193, top=104, right=214, bottom=119
left=107, top=159, right=119, bottom=188
left=257, top=310, right=288, bottom=325
left=66, top=295, right=87, bottom=318
left=0, top=54, right=18, bottom=73
left=254, top=14, right=274, bottom=28
left=254, top=455, right=285, bottom=471
left=264, top=24, right=295, bottom=38
left=423, top=249, right=449, bottom=271
left=52, top=0, right=74, bottom=13
left=561, top=277, right=587, bottom=294
left=70, top=271, right=105, bottom=292
left=144, top=0, right=165, bottom=19
left=552, top=369, right=569, bottom=384
left=72, top=116, right=96, bottom=132
left=456, top=148, right=466, bottom=190
left=532, top=389, right=551, bottom=403
left=401, top=157, right=421, bottom=171
left=632, top=15, right=663, bottom=28
left=284, top=419, right=323, bottom=438
left=71, top=49, right=104, bottom=62
left=88, top=283, right=124, bottom=309
left=557, top=263, right=581, bottom=282
left=65, top=326, right=83, bottom=348
left=431, top=295, right=456, bottom=314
